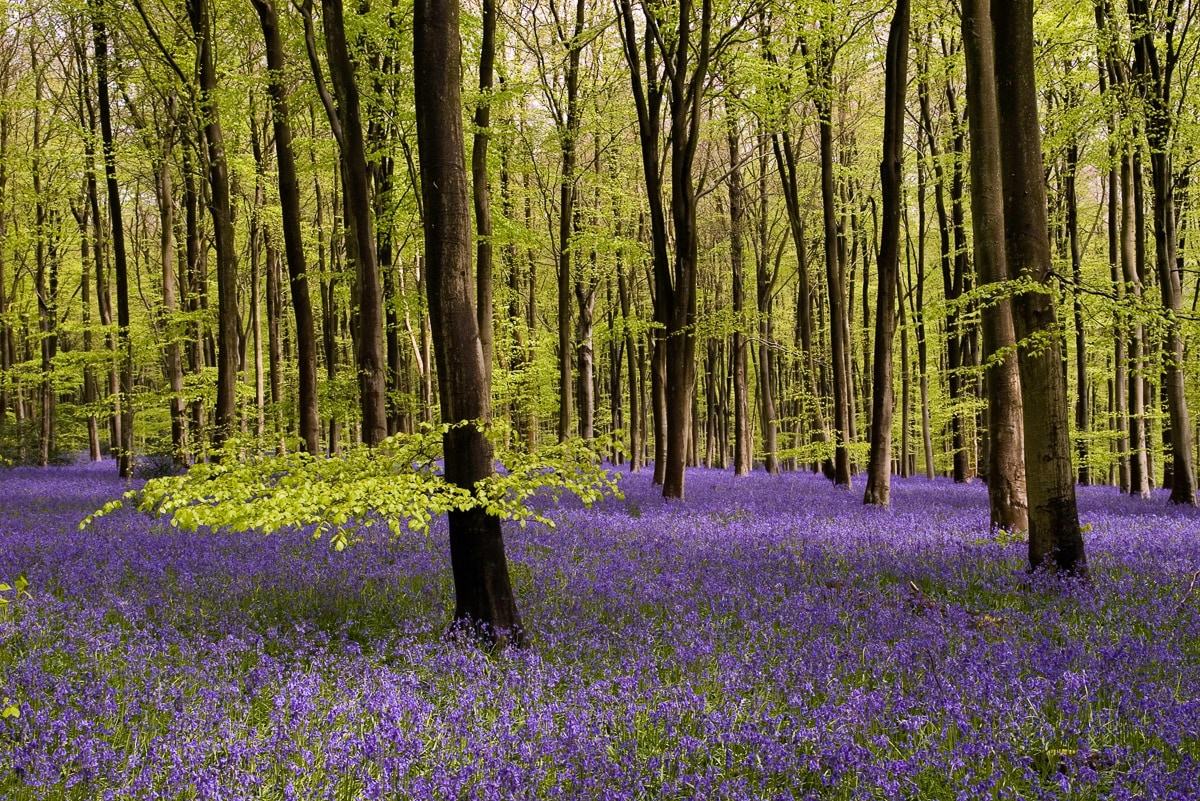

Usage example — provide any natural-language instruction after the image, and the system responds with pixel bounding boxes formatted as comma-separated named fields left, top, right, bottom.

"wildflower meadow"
left=1, top=460, right=1198, bottom=799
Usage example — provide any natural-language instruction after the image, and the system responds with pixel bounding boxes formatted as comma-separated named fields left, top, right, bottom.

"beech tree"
left=863, top=0, right=909, bottom=506
left=414, top=0, right=523, bottom=642
left=984, top=0, right=1086, bottom=573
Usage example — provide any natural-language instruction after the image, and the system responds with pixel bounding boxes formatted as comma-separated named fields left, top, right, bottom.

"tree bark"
left=728, top=119, right=752, bottom=476
left=94, top=1, right=134, bottom=475
left=989, top=0, right=1086, bottom=574
left=187, top=0, right=240, bottom=452
left=414, top=0, right=523, bottom=645
left=321, top=0, right=388, bottom=447
left=864, top=0, right=909, bottom=506
left=252, top=0, right=321, bottom=454
left=962, top=0, right=1028, bottom=531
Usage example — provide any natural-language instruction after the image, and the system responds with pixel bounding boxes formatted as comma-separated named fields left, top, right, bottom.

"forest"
left=1, top=0, right=1200, bottom=797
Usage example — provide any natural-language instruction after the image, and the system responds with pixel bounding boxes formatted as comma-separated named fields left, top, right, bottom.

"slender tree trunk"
left=863, top=0, right=909, bottom=506
left=756, top=139, right=779, bottom=476
left=94, top=2, right=134, bottom=475
left=253, top=0, right=321, bottom=454
left=187, top=0, right=240, bottom=451
left=156, top=146, right=188, bottom=465
left=962, top=0, right=1028, bottom=530
left=414, top=0, right=523, bottom=645
left=473, top=0, right=496, bottom=390
left=322, top=0, right=388, bottom=447
left=819, top=98, right=852, bottom=486
left=1064, top=139, right=1090, bottom=485
left=728, top=120, right=752, bottom=476
left=1127, top=0, right=1196, bottom=504
left=556, top=0, right=586, bottom=443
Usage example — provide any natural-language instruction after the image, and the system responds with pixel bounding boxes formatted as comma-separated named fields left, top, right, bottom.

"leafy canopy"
left=84, top=424, right=621, bottom=551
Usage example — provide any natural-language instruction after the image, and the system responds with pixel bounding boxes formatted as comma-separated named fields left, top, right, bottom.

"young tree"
left=1126, top=0, right=1196, bottom=505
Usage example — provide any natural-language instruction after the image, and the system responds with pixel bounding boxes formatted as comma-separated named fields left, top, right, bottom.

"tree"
left=984, top=0, right=1086, bottom=574
left=414, top=0, right=524, bottom=643
left=93, top=0, right=134, bottom=476
left=863, top=0, right=909, bottom=507
left=250, top=0, right=321, bottom=455
left=961, top=0, right=1027, bottom=531
left=1125, top=0, right=1196, bottom=505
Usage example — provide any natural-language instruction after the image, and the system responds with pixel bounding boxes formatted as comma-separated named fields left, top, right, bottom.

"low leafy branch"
left=83, top=424, right=622, bottom=550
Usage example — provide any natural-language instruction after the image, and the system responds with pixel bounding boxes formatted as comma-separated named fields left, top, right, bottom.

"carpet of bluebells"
left=1, top=460, right=1199, bottom=800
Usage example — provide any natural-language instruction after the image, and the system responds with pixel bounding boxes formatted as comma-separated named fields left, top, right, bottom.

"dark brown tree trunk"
left=556, top=0, right=587, bottom=443
left=756, top=139, right=779, bottom=476
left=181, top=135, right=206, bottom=452
left=94, top=2, right=134, bottom=476
left=818, top=95, right=852, bottom=486
left=252, top=0, right=321, bottom=454
left=989, top=0, right=1086, bottom=574
left=1127, top=0, right=1196, bottom=504
left=187, top=0, right=240, bottom=451
left=962, top=0, right=1028, bottom=531
left=156, top=145, right=188, bottom=466
left=618, top=256, right=641, bottom=471
left=774, top=131, right=834, bottom=476
left=473, top=0, right=496, bottom=391
left=728, top=119, right=752, bottom=477
left=864, top=0, right=909, bottom=506
left=414, top=0, right=523, bottom=645
left=32, top=64, right=55, bottom=467
left=1064, top=139, right=1090, bottom=485
left=321, top=0, right=388, bottom=447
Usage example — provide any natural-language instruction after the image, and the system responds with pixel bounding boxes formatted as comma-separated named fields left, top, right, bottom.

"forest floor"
left=0, top=460, right=1198, bottom=799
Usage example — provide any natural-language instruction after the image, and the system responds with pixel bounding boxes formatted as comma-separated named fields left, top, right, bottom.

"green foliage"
left=0, top=574, right=28, bottom=720
left=83, top=424, right=621, bottom=548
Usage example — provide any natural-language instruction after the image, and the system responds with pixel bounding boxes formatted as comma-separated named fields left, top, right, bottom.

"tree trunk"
left=187, top=0, right=240, bottom=451
left=253, top=0, right=321, bottom=454
left=414, top=0, right=523, bottom=645
left=989, top=0, right=1086, bottom=574
left=818, top=94, right=852, bottom=487
left=962, top=0, right=1028, bottom=531
left=728, top=121, right=752, bottom=476
left=94, top=1, right=134, bottom=475
left=864, top=0, right=908, bottom=506
left=473, top=0, right=496, bottom=391
left=1127, top=0, right=1196, bottom=505
left=322, top=0, right=388, bottom=447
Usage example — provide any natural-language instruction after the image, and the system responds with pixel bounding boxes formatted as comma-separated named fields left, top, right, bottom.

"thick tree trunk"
left=962, top=0, right=1028, bottom=531
left=863, top=0, right=908, bottom=506
left=414, top=0, right=523, bottom=645
left=990, top=0, right=1086, bottom=574
left=253, top=0, right=321, bottom=454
